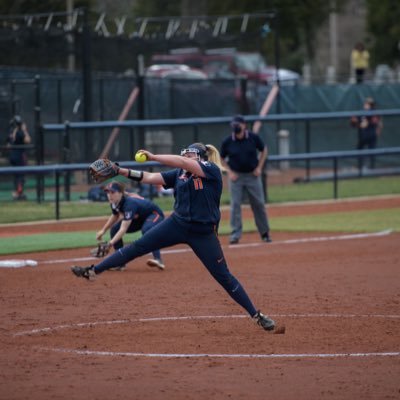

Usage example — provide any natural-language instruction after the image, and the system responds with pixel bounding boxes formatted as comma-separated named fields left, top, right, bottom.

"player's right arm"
left=109, top=219, right=130, bottom=247
left=96, top=214, right=120, bottom=241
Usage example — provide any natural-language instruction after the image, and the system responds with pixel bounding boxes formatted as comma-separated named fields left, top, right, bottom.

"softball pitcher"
left=72, top=143, right=283, bottom=332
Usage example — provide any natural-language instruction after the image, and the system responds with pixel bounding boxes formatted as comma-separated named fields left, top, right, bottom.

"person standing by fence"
left=351, top=42, right=370, bottom=84
left=220, top=115, right=272, bottom=245
left=6, top=115, right=31, bottom=200
left=350, top=97, right=383, bottom=169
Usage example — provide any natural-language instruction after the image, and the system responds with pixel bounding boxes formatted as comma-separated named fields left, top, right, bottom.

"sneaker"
left=146, top=259, right=165, bottom=270
left=253, top=310, right=275, bottom=331
left=261, top=233, right=272, bottom=243
left=71, top=265, right=95, bottom=280
left=229, top=238, right=239, bottom=245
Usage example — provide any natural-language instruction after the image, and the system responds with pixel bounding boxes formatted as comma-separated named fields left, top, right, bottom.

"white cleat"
left=146, top=259, right=165, bottom=270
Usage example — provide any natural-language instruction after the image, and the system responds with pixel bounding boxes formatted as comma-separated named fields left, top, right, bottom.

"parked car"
left=150, top=49, right=300, bottom=84
left=145, top=64, right=208, bottom=80
left=373, top=64, right=396, bottom=84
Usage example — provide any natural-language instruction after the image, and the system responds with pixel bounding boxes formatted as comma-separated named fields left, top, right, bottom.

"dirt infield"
left=0, top=197, right=400, bottom=400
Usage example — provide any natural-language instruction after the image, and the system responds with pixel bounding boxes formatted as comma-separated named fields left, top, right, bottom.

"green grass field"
left=0, top=175, right=399, bottom=254
left=0, top=208, right=399, bottom=255
left=0, top=176, right=399, bottom=224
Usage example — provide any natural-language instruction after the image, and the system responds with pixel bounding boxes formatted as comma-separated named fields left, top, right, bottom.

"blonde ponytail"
left=205, top=144, right=226, bottom=172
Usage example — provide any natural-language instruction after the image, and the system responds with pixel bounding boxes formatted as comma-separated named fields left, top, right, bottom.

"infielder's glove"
left=89, top=158, right=119, bottom=183
left=90, top=241, right=111, bottom=258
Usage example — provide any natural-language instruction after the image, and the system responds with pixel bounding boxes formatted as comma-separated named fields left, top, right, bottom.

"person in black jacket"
left=220, top=115, right=271, bottom=244
left=7, top=116, right=31, bottom=200
left=350, top=97, right=383, bottom=169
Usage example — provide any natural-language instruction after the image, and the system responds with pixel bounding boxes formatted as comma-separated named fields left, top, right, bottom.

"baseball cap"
left=231, top=115, right=245, bottom=124
left=104, top=182, right=123, bottom=193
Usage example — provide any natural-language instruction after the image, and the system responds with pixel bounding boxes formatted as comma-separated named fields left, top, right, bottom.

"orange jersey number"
left=193, top=177, right=203, bottom=190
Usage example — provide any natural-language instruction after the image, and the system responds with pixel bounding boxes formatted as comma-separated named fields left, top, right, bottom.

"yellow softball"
left=135, top=152, right=147, bottom=163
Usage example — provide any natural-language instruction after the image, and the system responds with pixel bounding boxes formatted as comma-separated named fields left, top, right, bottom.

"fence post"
left=63, top=121, right=71, bottom=201
left=55, top=170, right=60, bottom=220
left=137, top=75, right=145, bottom=149
left=333, top=157, right=338, bottom=199
left=99, top=77, right=105, bottom=120
left=34, top=75, right=44, bottom=203
left=10, top=80, right=17, bottom=114
left=239, top=77, right=249, bottom=114
left=305, top=120, right=311, bottom=181
left=278, top=129, right=290, bottom=170
left=57, top=79, right=63, bottom=123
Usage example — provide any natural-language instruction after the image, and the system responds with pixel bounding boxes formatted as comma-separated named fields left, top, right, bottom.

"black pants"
left=10, top=156, right=26, bottom=195
left=355, top=68, right=366, bottom=84
left=357, top=136, right=377, bottom=169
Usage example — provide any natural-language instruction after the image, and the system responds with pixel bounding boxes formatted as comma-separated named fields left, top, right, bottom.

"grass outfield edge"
left=0, top=194, right=399, bottom=228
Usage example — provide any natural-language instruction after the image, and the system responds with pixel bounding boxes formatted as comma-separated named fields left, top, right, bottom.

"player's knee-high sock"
left=227, top=280, right=258, bottom=317
left=94, top=234, right=166, bottom=274
left=151, top=249, right=162, bottom=261
left=190, top=233, right=258, bottom=317
left=217, top=274, right=257, bottom=317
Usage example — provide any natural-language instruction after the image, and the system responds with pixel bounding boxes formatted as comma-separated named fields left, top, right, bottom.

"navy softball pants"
left=94, top=214, right=258, bottom=317
left=110, top=211, right=163, bottom=261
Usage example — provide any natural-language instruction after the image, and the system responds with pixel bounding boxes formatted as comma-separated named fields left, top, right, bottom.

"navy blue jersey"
left=220, top=131, right=265, bottom=173
left=161, top=161, right=222, bottom=225
left=110, top=194, right=163, bottom=224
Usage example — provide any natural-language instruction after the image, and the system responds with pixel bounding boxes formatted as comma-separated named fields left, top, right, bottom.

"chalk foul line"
left=39, top=347, right=400, bottom=359
left=13, top=313, right=400, bottom=337
left=14, top=313, right=400, bottom=359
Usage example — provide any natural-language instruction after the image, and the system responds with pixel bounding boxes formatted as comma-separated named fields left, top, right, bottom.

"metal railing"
left=1, top=147, right=399, bottom=220
left=41, top=108, right=400, bottom=173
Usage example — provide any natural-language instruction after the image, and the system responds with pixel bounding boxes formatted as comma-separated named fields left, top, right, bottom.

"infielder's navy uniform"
left=92, top=160, right=258, bottom=317
left=109, top=193, right=164, bottom=261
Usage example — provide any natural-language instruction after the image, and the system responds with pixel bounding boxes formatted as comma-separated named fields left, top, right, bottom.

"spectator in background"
left=350, top=97, right=383, bottom=169
left=351, top=42, right=370, bottom=84
left=220, top=115, right=272, bottom=245
left=6, top=115, right=31, bottom=200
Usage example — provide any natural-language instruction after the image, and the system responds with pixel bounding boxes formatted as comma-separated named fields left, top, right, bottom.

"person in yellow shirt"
left=351, top=42, right=370, bottom=83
